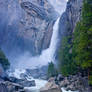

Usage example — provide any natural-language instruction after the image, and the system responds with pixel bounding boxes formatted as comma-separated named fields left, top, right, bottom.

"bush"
left=47, top=62, right=58, bottom=78
left=0, top=49, right=10, bottom=70
left=58, top=36, right=77, bottom=76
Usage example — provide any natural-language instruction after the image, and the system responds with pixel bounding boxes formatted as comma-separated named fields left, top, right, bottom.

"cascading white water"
left=39, top=17, right=60, bottom=63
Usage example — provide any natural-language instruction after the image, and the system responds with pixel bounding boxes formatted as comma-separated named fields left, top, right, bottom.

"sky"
left=48, top=0, right=68, bottom=14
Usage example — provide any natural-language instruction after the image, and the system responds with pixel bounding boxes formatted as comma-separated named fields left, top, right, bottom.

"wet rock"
left=48, top=77, right=55, bottom=82
left=9, top=77, right=36, bottom=87
left=18, top=80, right=36, bottom=87
left=20, top=73, right=28, bottom=80
left=56, top=74, right=64, bottom=82
left=25, top=65, right=48, bottom=80
left=0, top=82, right=8, bottom=92
left=40, top=79, right=62, bottom=92
left=59, top=77, right=70, bottom=87
left=1, top=81, right=25, bottom=92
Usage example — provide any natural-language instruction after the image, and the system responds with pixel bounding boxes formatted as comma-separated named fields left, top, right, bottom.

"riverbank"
left=40, top=74, right=92, bottom=92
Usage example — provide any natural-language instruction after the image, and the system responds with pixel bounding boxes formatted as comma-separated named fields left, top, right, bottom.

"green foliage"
left=73, top=0, right=92, bottom=69
left=73, top=0, right=92, bottom=85
left=58, top=36, right=77, bottom=76
left=47, top=62, right=58, bottom=78
left=89, top=75, right=92, bottom=85
left=0, top=49, right=10, bottom=70
left=82, top=0, right=92, bottom=27
left=58, top=0, right=92, bottom=82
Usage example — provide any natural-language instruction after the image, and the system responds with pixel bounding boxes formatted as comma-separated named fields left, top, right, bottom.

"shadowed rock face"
left=55, top=0, right=83, bottom=59
left=59, top=0, right=83, bottom=37
left=0, top=0, right=58, bottom=58
left=0, top=83, right=8, bottom=92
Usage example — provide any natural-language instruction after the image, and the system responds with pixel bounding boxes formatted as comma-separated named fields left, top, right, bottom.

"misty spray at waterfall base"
left=12, top=18, right=60, bottom=69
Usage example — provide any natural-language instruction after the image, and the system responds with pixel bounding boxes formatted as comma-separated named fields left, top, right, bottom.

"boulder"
left=20, top=73, right=28, bottom=80
left=9, top=76, right=36, bottom=87
left=40, top=81, right=62, bottom=92
left=56, top=74, right=64, bottom=82
left=59, top=77, right=70, bottom=87
left=4, top=81, right=24, bottom=92
left=48, top=77, right=55, bottom=82
left=25, top=65, right=48, bottom=80
left=0, top=82, right=8, bottom=92
left=17, top=80, right=36, bottom=87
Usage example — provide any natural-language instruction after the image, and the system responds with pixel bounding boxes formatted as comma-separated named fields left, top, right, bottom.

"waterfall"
left=14, top=17, right=60, bottom=69
left=10, top=0, right=67, bottom=69
left=39, top=17, right=60, bottom=63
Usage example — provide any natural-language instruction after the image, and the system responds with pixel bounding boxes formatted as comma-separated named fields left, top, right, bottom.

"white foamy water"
left=25, top=79, right=47, bottom=92
left=8, top=69, right=47, bottom=92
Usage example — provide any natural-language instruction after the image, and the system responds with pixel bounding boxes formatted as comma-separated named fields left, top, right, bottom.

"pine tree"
left=73, top=0, right=92, bottom=85
left=47, top=62, right=58, bottom=78
left=0, top=49, right=10, bottom=70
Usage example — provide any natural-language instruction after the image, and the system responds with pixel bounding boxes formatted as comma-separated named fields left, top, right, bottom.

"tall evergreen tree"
left=73, top=0, right=92, bottom=85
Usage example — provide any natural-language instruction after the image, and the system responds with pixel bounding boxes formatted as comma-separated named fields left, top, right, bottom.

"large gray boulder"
left=3, top=81, right=25, bottom=92
left=9, top=76, right=36, bottom=87
left=17, top=80, right=36, bottom=87
left=40, top=78, right=62, bottom=92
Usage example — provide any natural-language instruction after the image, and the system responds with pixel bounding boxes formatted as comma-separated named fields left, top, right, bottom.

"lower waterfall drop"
left=39, top=17, right=60, bottom=64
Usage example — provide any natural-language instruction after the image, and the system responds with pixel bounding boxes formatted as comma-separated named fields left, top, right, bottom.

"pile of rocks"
left=0, top=76, right=36, bottom=92
left=0, top=72, right=36, bottom=92
left=55, top=74, right=91, bottom=92
left=9, top=77, right=36, bottom=87
left=0, top=81, right=25, bottom=92
left=40, top=74, right=92, bottom=92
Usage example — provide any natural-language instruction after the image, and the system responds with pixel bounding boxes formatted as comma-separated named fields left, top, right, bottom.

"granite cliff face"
left=59, top=0, right=83, bottom=37
left=0, top=0, right=58, bottom=57
left=56, top=0, right=83, bottom=60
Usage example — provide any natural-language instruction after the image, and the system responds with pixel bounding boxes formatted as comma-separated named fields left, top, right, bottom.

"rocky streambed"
left=40, top=74, right=92, bottom=92
left=0, top=66, right=91, bottom=92
left=0, top=68, right=47, bottom=92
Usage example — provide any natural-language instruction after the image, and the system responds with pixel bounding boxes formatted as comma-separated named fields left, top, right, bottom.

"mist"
left=48, top=0, right=68, bottom=15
